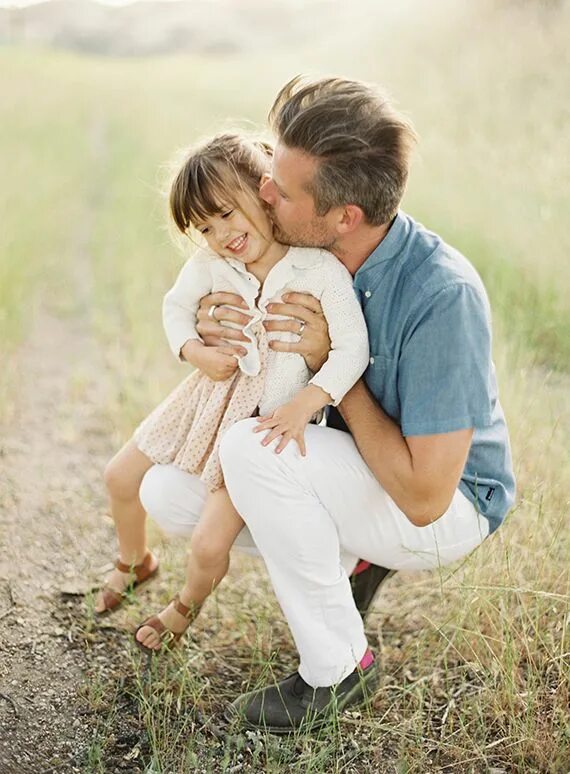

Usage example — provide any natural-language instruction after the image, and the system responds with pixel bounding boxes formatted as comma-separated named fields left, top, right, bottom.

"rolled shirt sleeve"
left=398, top=282, right=494, bottom=436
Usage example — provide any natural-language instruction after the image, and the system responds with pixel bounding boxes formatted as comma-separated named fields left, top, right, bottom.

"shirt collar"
left=354, top=210, right=410, bottom=280
left=285, top=246, right=324, bottom=269
left=225, top=246, right=323, bottom=275
left=224, top=255, right=249, bottom=274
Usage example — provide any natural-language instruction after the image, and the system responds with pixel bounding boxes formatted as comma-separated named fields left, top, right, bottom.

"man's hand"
left=264, top=292, right=331, bottom=373
left=196, top=292, right=252, bottom=348
left=195, top=290, right=332, bottom=373
left=253, top=399, right=314, bottom=455
left=183, top=340, right=241, bottom=382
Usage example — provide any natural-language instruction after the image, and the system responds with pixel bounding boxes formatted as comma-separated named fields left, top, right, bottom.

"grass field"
left=1, top=1, right=568, bottom=771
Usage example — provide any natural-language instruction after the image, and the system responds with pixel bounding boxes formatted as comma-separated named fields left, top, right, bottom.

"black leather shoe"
left=350, top=562, right=395, bottom=618
left=225, top=659, right=379, bottom=734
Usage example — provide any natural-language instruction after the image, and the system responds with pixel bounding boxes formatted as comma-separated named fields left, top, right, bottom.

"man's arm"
left=339, top=380, right=473, bottom=526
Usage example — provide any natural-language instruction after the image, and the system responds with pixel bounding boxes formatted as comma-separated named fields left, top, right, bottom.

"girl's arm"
left=253, top=383, right=332, bottom=455
left=163, top=250, right=249, bottom=380
left=253, top=257, right=369, bottom=454
left=162, top=250, right=218, bottom=362
left=307, top=255, right=370, bottom=403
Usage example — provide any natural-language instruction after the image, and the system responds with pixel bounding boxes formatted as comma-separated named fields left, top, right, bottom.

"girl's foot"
left=94, top=551, right=159, bottom=615
left=134, top=593, right=201, bottom=654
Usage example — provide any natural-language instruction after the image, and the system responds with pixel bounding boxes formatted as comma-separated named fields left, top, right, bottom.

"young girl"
left=95, top=133, right=369, bottom=655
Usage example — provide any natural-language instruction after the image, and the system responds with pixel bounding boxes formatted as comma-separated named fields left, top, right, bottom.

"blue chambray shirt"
left=329, top=211, right=515, bottom=533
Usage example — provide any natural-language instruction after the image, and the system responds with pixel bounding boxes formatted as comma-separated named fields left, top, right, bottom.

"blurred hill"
left=0, top=0, right=340, bottom=56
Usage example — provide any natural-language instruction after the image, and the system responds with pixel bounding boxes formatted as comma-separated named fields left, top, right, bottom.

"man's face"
left=259, top=143, right=337, bottom=249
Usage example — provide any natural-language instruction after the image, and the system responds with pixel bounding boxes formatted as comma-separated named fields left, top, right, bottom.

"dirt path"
left=0, top=304, right=113, bottom=772
left=0, top=117, right=140, bottom=773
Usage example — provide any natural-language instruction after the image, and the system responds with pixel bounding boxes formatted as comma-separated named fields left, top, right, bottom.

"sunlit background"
left=1, top=0, right=568, bottom=770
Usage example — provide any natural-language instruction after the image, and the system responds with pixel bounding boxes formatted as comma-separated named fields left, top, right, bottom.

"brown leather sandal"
left=96, top=551, right=159, bottom=616
left=133, top=594, right=202, bottom=656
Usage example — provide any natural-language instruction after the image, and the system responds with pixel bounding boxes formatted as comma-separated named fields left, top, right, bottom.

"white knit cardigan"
left=163, top=246, right=370, bottom=415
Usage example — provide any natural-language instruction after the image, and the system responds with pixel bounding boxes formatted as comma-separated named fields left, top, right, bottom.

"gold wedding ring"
left=208, top=304, right=219, bottom=320
left=298, top=321, right=306, bottom=336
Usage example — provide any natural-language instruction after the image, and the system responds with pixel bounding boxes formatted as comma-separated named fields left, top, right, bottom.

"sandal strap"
left=100, top=586, right=124, bottom=609
left=115, top=551, right=153, bottom=580
left=172, top=593, right=201, bottom=621
left=139, top=614, right=166, bottom=636
left=135, top=614, right=181, bottom=650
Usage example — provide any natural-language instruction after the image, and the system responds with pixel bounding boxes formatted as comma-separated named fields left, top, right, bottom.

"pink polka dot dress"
left=134, top=321, right=269, bottom=493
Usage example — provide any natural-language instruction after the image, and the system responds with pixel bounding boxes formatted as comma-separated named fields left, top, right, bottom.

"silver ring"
left=208, top=304, right=219, bottom=320
left=298, top=321, right=306, bottom=336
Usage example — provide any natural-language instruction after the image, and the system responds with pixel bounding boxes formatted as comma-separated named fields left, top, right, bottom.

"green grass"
left=1, top=2, right=569, bottom=770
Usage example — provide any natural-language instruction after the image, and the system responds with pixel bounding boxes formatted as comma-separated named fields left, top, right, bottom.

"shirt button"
left=365, top=290, right=372, bottom=298
left=369, top=357, right=375, bottom=364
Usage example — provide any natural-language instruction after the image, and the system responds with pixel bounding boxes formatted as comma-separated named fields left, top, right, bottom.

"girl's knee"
left=104, top=456, right=141, bottom=501
left=190, top=525, right=229, bottom=567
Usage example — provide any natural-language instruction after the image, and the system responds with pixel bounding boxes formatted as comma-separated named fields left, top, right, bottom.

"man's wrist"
left=305, top=349, right=328, bottom=374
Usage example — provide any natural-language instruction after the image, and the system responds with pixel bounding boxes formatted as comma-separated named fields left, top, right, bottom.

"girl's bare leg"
left=135, top=487, right=243, bottom=650
left=94, top=440, right=156, bottom=613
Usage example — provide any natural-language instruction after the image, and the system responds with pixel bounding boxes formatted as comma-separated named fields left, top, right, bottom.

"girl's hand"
left=193, top=344, right=241, bottom=382
left=253, top=400, right=314, bottom=456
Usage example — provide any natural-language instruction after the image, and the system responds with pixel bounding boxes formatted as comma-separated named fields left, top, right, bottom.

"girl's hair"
left=169, top=133, right=273, bottom=235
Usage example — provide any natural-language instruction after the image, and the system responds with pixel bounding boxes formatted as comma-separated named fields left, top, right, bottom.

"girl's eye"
left=222, top=210, right=234, bottom=219
left=199, top=227, right=209, bottom=235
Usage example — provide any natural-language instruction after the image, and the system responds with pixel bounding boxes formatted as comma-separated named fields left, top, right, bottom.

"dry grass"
left=1, top=1, right=568, bottom=770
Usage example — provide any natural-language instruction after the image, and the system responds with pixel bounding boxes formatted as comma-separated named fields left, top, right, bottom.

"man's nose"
left=259, top=177, right=275, bottom=205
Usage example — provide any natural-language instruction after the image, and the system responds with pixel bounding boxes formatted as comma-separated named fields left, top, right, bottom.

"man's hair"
left=169, top=133, right=273, bottom=235
left=269, top=76, right=418, bottom=226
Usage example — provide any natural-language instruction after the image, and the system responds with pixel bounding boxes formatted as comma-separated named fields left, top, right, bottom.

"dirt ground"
left=0, top=295, right=135, bottom=772
left=0, top=299, right=338, bottom=773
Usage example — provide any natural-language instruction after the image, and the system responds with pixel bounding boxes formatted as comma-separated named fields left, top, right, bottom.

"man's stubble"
left=270, top=212, right=337, bottom=253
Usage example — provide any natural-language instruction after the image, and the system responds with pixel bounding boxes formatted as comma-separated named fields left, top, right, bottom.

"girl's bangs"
left=186, top=161, right=240, bottom=227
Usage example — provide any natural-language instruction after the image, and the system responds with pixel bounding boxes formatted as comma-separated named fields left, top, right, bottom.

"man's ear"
left=336, top=205, right=365, bottom=234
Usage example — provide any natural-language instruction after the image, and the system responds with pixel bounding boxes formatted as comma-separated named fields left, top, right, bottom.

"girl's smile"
left=225, top=232, right=249, bottom=256
left=195, top=193, right=287, bottom=278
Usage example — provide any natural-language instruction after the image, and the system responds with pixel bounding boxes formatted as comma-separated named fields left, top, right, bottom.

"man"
left=140, top=76, right=515, bottom=733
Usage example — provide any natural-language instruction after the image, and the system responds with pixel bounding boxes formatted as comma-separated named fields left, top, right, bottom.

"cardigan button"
left=364, top=290, right=372, bottom=298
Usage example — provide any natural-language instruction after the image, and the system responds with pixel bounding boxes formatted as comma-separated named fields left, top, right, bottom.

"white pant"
left=140, top=419, right=489, bottom=687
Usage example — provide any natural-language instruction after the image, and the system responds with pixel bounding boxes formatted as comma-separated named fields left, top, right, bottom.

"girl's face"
left=194, top=194, right=274, bottom=267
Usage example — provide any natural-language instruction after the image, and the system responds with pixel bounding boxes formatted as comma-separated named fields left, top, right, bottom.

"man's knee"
left=138, top=466, right=167, bottom=519
left=139, top=465, right=204, bottom=537
left=219, top=418, right=260, bottom=475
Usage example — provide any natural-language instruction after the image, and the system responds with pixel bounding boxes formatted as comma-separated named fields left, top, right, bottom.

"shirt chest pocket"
left=364, top=354, right=400, bottom=421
